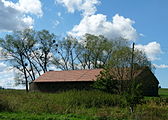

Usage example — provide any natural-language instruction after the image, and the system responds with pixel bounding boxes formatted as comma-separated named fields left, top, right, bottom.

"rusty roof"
left=33, top=67, right=158, bottom=83
left=34, top=69, right=103, bottom=82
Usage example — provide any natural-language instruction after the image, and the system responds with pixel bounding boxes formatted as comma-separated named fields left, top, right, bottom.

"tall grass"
left=0, top=90, right=125, bottom=113
left=0, top=89, right=168, bottom=119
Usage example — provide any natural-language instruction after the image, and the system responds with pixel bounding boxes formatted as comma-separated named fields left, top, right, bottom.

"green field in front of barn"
left=159, top=88, right=168, bottom=97
left=0, top=89, right=168, bottom=120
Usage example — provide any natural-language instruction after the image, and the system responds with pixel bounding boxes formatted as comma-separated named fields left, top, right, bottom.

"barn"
left=29, top=67, right=159, bottom=96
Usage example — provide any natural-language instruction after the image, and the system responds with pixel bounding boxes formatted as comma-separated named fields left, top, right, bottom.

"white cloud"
left=0, top=0, right=43, bottom=32
left=0, top=62, right=25, bottom=89
left=0, top=62, right=8, bottom=72
left=53, top=20, right=60, bottom=28
left=139, top=33, right=145, bottom=37
left=21, top=16, right=34, bottom=29
left=0, top=62, right=13, bottom=88
left=57, top=12, right=61, bottom=17
left=135, top=42, right=162, bottom=61
left=153, top=64, right=168, bottom=69
left=2, top=0, right=43, bottom=17
left=68, top=14, right=137, bottom=41
left=56, top=0, right=100, bottom=16
left=17, top=0, right=43, bottom=17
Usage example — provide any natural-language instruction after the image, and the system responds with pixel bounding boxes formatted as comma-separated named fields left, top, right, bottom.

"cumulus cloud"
left=135, top=42, right=162, bottom=61
left=153, top=64, right=168, bottom=69
left=0, top=0, right=43, bottom=32
left=56, top=0, right=100, bottom=16
left=68, top=14, right=137, bottom=41
left=16, top=0, right=43, bottom=17
left=56, top=0, right=138, bottom=41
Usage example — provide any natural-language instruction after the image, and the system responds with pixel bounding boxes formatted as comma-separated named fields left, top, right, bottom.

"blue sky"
left=0, top=0, right=168, bottom=88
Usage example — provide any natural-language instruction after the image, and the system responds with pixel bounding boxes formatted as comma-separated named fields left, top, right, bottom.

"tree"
left=0, top=86, right=4, bottom=89
left=0, top=29, right=58, bottom=92
left=0, top=29, right=36, bottom=92
left=124, top=80, right=144, bottom=113
left=103, top=44, right=149, bottom=112
left=106, top=46, right=152, bottom=80
left=34, top=30, right=58, bottom=73
left=74, top=34, right=125, bottom=69
left=77, top=34, right=115, bottom=69
left=52, top=36, right=80, bottom=70
left=52, top=34, right=117, bottom=70
left=93, top=69, right=119, bottom=94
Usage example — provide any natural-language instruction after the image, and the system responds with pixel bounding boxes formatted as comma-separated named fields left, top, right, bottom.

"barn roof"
left=33, top=67, right=159, bottom=83
left=34, top=69, right=102, bottom=82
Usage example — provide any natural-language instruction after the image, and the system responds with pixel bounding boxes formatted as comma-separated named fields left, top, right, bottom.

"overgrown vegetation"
left=93, top=69, right=119, bottom=94
left=0, top=89, right=168, bottom=119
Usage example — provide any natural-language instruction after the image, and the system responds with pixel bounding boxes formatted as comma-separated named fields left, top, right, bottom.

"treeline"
left=0, top=29, right=151, bottom=91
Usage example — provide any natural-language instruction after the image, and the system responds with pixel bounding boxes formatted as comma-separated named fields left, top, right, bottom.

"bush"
left=93, top=70, right=119, bottom=94
left=0, top=98, right=11, bottom=112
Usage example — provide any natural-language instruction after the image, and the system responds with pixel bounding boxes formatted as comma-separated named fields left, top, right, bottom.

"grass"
left=159, top=88, right=168, bottom=97
left=0, top=89, right=168, bottom=120
left=0, top=112, right=98, bottom=120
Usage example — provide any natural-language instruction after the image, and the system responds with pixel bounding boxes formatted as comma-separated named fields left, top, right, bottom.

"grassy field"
left=0, top=89, right=168, bottom=120
left=159, top=88, right=168, bottom=97
left=0, top=112, right=100, bottom=120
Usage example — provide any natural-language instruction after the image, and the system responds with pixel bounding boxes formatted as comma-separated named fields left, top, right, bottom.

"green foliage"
left=0, top=29, right=57, bottom=86
left=93, top=69, right=119, bottom=94
left=124, top=80, right=144, bottom=113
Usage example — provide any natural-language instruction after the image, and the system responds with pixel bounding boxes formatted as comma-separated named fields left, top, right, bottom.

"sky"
left=0, top=0, right=168, bottom=88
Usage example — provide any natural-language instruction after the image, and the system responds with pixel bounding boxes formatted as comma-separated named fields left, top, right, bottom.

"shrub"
left=93, top=69, right=119, bottom=94
left=0, top=98, right=11, bottom=112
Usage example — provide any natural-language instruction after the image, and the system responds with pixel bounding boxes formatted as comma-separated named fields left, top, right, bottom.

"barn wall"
left=135, top=68, right=159, bottom=96
left=29, top=81, right=94, bottom=92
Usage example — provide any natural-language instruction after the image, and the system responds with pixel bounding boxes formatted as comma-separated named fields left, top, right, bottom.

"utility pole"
left=130, top=42, right=135, bottom=81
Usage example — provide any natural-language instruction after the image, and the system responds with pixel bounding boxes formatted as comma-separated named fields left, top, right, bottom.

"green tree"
left=0, top=29, right=58, bottom=91
left=107, top=46, right=152, bottom=81
left=0, top=29, right=35, bottom=92
left=52, top=36, right=80, bottom=70
left=124, top=80, right=144, bottom=113
left=35, top=30, right=57, bottom=73
left=93, top=69, right=119, bottom=94
left=77, top=34, right=119, bottom=69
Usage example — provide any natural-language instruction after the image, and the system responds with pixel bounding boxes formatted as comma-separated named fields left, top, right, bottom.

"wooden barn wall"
left=29, top=81, right=94, bottom=92
left=135, top=69, right=159, bottom=96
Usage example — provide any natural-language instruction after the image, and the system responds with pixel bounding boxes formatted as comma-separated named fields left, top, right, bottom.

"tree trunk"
left=20, top=53, right=29, bottom=92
